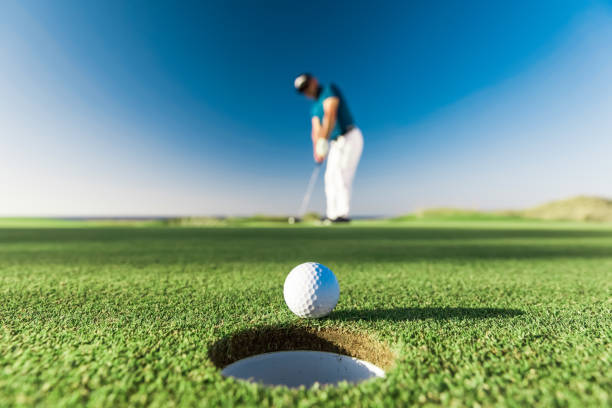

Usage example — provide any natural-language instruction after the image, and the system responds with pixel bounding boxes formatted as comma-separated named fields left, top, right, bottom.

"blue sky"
left=1, top=1, right=611, bottom=216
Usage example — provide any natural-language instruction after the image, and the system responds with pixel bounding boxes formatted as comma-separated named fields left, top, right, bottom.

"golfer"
left=294, top=73, right=363, bottom=223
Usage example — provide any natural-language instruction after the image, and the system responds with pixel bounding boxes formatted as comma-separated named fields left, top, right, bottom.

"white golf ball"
left=283, top=262, right=340, bottom=318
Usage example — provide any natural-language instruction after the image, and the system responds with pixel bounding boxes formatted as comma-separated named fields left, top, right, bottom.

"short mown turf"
left=0, top=224, right=610, bottom=407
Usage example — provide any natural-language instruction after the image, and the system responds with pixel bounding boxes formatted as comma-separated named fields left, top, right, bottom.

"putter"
left=288, top=163, right=321, bottom=224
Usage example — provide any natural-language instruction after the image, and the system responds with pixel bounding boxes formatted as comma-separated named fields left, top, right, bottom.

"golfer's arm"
left=319, top=97, right=339, bottom=140
left=311, top=117, right=321, bottom=156
left=311, top=116, right=321, bottom=142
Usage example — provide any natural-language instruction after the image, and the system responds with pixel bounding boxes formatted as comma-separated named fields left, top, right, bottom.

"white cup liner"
left=221, top=350, right=385, bottom=388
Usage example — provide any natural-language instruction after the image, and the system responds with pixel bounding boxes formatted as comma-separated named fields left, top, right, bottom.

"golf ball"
left=283, top=262, right=340, bottom=318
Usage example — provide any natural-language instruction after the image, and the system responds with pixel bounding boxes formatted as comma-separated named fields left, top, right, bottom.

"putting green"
left=0, top=223, right=610, bottom=407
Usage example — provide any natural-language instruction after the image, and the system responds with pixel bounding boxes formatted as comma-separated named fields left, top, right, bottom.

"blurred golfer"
left=294, top=73, right=363, bottom=222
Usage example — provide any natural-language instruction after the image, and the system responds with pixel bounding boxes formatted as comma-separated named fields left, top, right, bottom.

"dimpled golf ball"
left=283, top=262, right=340, bottom=318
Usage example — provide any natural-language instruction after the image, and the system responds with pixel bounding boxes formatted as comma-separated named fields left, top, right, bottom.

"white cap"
left=294, top=73, right=312, bottom=92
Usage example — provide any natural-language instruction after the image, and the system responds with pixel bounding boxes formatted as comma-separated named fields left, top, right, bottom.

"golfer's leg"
left=335, top=128, right=364, bottom=218
left=324, top=169, right=335, bottom=220
left=325, top=142, right=341, bottom=220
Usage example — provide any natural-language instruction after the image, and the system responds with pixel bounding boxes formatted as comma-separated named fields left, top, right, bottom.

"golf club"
left=288, top=163, right=321, bottom=224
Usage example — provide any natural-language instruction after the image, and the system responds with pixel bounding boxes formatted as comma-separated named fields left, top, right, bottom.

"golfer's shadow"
left=330, top=307, right=524, bottom=321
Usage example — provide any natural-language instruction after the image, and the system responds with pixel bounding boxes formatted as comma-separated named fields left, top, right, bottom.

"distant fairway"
left=0, top=223, right=610, bottom=407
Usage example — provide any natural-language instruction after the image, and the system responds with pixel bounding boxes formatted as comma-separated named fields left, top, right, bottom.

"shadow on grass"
left=330, top=307, right=524, bottom=322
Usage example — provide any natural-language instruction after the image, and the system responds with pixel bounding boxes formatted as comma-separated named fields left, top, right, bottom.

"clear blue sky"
left=1, top=0, right=611, bottom=216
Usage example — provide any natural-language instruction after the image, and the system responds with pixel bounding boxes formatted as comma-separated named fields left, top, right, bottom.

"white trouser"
left=324, top=127, right=363, bottom=220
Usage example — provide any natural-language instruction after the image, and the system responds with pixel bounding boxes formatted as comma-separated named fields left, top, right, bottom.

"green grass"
left=0, top=223, right=610, bottom=407
left=0, top=218, right=164, bottom=228
left=390, top=208, right=526, bottom=222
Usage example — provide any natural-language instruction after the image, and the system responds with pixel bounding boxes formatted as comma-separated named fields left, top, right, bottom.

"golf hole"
left=221, top=350, right=384, bottom=388
left=208, top=326, right=394, bottom=389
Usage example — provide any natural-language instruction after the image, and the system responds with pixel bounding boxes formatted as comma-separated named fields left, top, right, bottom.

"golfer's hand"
left=314, top=152, right=325, bottom=164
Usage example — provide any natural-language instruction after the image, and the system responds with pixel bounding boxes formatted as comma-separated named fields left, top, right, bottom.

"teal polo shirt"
left=310, top=84, right=355, bottom=141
